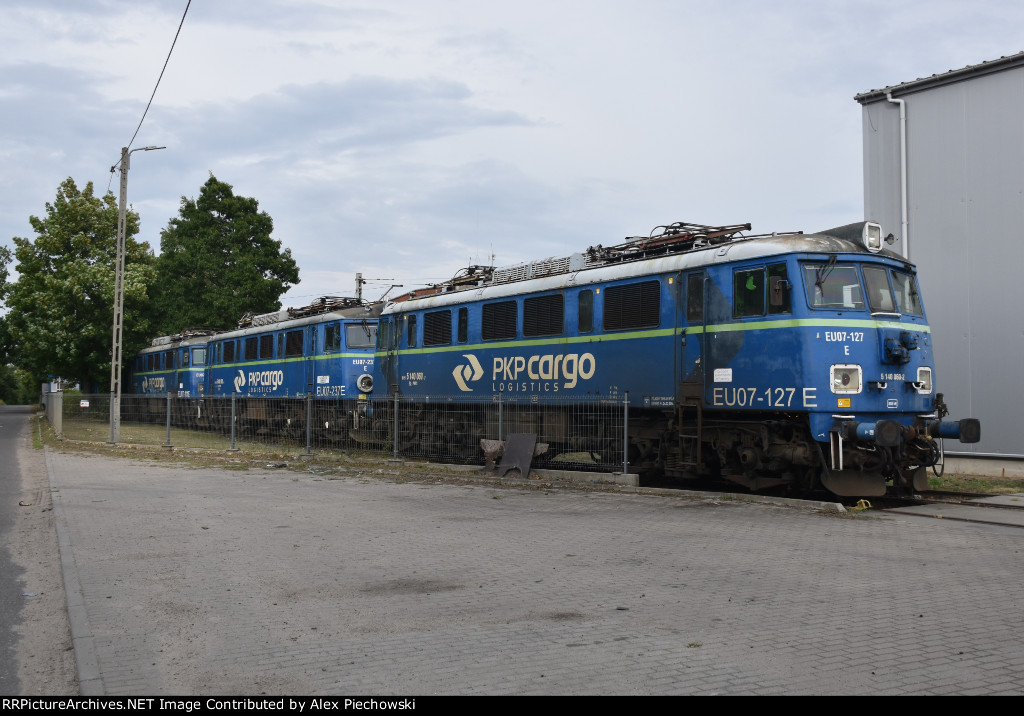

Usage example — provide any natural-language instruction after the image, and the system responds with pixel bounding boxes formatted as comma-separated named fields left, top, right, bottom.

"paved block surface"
left=46, top=449, right=1024, bottom=695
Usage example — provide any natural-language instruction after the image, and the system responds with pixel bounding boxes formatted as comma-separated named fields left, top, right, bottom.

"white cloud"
left=1, top=0, right=1022, bottom=307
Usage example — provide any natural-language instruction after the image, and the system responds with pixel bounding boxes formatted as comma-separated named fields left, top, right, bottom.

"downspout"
left=885, top=92, right=909, bottom=259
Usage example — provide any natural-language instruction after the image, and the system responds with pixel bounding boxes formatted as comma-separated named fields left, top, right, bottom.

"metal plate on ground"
left=495, top=433, right=537, bottom=479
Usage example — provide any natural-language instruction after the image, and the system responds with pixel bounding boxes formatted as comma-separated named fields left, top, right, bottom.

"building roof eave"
left=854, top=51, right=1024, bottom=105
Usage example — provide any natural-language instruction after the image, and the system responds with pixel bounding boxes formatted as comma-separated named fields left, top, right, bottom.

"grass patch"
left=929, top=472, right=1024, bottom=494
left=33, top=413, right=48, bottom=449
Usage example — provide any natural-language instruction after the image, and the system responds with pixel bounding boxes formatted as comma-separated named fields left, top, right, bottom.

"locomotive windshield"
left=862, top=266, right=896, bottom=312
left=346, top=322, right=377, bottom=348
left=803, top=261, right=924, bottom=316
left=803, top=263, right=864, bottom=309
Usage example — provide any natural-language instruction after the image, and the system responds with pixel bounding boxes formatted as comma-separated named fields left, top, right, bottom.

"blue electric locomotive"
left=373, top=221, right=979, bottom=496
left=131, top=329, right=214, bottom=397
left=129, top=330, right=217, bottom=423
left=202, top=297, right=380, bottom=441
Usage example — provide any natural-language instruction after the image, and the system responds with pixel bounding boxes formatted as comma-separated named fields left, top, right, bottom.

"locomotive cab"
left=789, top=223, right=979, bottom=495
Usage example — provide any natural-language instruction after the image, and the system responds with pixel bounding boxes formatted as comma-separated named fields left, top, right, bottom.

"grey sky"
left=2, top=0, right=1021, bottom=306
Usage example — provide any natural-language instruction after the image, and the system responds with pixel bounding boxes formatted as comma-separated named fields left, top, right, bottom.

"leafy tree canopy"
left=0, top=363, right=37, bottom=405
left=0, top=244, right=11, bottom=295
left=4, top=178, right=156, bottom=390
left=150, top=175, right=300, bottom=333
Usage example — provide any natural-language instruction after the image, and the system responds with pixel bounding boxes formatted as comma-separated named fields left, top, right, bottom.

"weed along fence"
left=44, top=392, right=635, bottom=473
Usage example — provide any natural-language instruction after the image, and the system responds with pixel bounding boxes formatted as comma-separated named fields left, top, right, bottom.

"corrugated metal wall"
left=861, top=69, right=1024, bottom=457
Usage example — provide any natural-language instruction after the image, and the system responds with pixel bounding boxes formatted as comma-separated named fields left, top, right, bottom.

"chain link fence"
left=45, top=391, right=636, bottom=472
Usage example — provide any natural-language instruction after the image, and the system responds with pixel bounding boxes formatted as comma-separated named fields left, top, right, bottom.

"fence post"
left=498, top=390, right=503, bottom=441
left=305, top=393, right=313, bottom=455
left=53, top=391, right=63, bottom=438
left=229, top=392, right=238, bottom=451
left=623, top=391, right=630, bottom=475
left=108, top=391, right=117, bottom=443
left=392, top=391, right=399, bottom=459
left=164, top=391, right=173, bottom=447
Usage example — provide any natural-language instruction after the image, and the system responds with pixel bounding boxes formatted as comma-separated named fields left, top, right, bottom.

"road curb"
left=47, top=447, right=104, bottom=696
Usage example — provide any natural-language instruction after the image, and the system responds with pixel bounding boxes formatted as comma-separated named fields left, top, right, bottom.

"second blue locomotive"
left=201, top=297, right=380, bottom=441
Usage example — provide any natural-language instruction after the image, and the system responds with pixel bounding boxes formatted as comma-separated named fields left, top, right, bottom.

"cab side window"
left=734, top=268, right=765, bottom=318
left=325, top=324, right=341, bottom=353
left=891, top=271, right=923, bottom=315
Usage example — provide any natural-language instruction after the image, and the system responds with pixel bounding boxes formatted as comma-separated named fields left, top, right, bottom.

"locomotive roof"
left=382, top=231, right=911, bottom=315
left=209, top=302, right=382, bottom=342
left=137, top=331, right=218, bottom=355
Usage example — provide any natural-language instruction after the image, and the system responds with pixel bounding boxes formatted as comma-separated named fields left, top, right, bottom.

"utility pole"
left=109, top=145, right=164, bottom=443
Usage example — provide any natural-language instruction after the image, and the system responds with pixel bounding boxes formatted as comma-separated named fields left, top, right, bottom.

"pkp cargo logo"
left=452, top=354, right=485, bottom=391
left=235, top=369, right=286, bottom=393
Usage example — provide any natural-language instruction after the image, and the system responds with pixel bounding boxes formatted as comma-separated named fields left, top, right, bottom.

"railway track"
left=864, top=490, right=1024, bottom=528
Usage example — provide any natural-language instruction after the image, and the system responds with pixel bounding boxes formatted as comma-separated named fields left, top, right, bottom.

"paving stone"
left=46, top=449, right=1024, bottom=695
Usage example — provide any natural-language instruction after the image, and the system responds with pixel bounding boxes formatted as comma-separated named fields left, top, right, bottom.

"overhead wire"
left=109, top=0, right=192, bottom=180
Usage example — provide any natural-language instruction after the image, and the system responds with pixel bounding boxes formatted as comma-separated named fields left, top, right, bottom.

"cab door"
left=681, top=271, right=707, bottom=401
left=379, top=317, right=399, bottom=392
left=306, top=325, right=317, bottom=393
left=176, top=347, right=188, bottom=396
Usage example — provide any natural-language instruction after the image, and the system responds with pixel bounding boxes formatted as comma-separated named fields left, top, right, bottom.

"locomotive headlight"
left=916, top=367, right=933, bottom=395
left=864, top=222, right=883, bottom=252
left=357, top=373, right=374, bottom=393
left=830, top=364, right=863, bottom=394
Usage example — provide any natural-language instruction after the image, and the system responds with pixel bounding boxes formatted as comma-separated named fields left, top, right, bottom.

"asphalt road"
left=0, top=405, right=34, bottom=694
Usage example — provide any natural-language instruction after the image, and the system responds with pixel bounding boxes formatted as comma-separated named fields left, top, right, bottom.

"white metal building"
left=855, top=53, right=1024, bottom=465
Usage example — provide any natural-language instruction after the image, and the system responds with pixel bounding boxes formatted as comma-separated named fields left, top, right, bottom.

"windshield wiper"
left=815, top=255, right=837, bottom=293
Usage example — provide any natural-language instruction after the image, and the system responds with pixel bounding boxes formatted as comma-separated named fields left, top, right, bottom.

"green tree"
left=0, top=244, right=11, bottom=293
left=0, top=363, right=37, bottom=405
left=4, top=178, right=156, bottom=391
left=150, top=175, right=300, bottom=333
